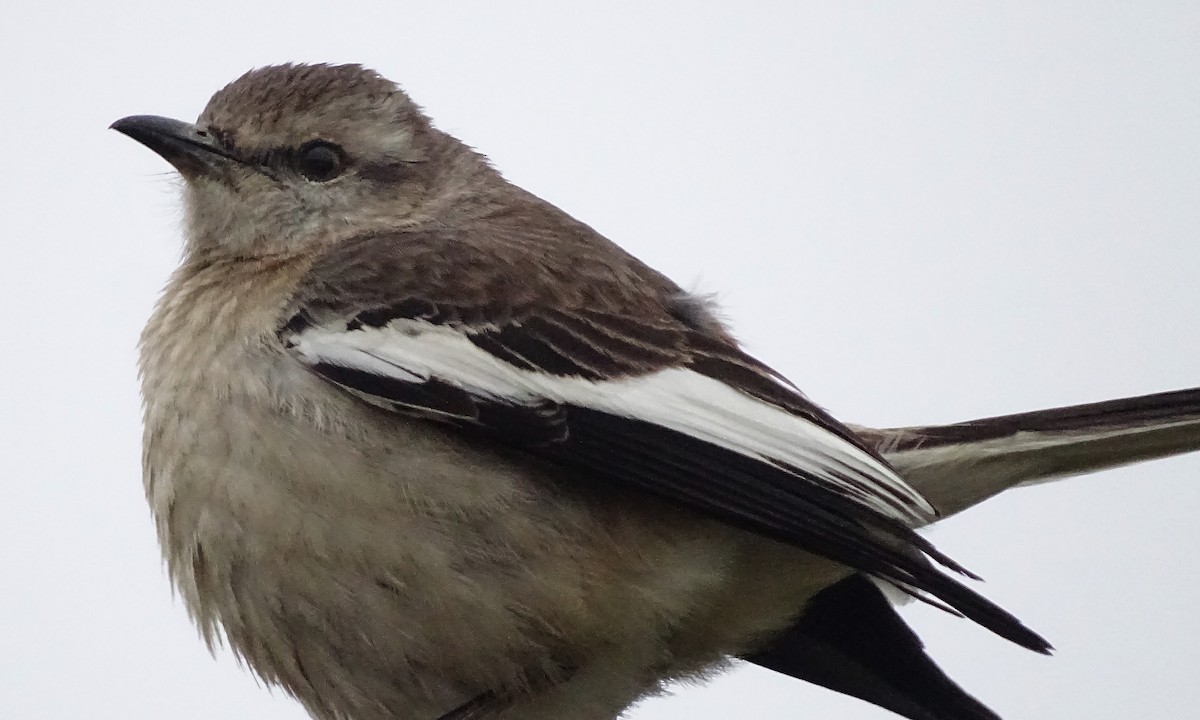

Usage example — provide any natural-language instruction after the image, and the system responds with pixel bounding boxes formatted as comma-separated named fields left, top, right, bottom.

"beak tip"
left=110, top=115, right=226, bottom=179
left=110, top=114, right=166, bottom=138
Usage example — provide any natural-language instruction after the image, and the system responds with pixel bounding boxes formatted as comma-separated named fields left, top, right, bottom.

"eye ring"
left=295, top=140, right=346, bottom=182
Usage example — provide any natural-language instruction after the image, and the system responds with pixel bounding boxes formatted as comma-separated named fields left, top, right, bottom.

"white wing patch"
left=293, top=320, right=937, bottom=524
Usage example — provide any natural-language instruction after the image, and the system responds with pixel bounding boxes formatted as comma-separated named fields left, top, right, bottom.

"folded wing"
left=281, top=230, right=1050, bottom=653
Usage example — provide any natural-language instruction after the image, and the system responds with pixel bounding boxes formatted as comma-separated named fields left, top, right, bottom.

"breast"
left=136, top=257, right=828, bottom=718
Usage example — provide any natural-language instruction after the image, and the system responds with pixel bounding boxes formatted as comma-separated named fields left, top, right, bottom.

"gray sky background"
left=4, top=3, right=1198, bottom=719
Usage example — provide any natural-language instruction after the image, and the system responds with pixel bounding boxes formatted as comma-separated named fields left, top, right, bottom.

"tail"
left=862, top=387, right=1200, bottom=519
left=747, top=575, right=1003, bottom=720
left=749, top=387, right=1200, bottom=719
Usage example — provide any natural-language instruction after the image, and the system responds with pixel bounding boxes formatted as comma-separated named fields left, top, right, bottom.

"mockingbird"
left=112, top=63, right=1199, bottom=720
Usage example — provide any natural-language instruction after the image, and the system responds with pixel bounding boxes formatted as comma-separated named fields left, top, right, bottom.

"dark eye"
left=295, top=140, right=345, bottom=182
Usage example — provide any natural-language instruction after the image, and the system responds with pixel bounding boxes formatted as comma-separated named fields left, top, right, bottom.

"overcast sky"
left=4, top=3, right=1199, bottom=719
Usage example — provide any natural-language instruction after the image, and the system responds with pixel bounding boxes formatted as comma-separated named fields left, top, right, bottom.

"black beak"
left=111, top=115, right=239, bottom=178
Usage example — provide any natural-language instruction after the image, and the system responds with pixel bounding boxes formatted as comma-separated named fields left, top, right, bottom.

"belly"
left=144, top=380, right=790, bottom=718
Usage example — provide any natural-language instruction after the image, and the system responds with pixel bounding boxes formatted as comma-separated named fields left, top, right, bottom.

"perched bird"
left=112, top=64, right=1200, bottom=720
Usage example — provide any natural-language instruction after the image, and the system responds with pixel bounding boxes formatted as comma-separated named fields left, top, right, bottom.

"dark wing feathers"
left=553, top=409, right=1043, bottom=650
left=311, top=362, right=479, bottom=420
left=282, top=229, right=1050, bottom=657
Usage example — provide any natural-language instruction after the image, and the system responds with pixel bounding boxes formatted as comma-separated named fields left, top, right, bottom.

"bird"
left=111, top=63, right=1200, bottom=720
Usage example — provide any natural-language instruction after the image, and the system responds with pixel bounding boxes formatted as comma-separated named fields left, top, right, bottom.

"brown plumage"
left=113, top=64, right=1200, bottom=720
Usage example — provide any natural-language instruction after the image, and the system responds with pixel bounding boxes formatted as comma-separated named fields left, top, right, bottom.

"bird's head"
left=113, top=64, right=480, bottom=259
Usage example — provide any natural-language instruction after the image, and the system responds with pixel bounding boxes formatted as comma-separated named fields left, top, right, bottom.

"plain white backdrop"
left=3, top=3, right=1198, bottom=719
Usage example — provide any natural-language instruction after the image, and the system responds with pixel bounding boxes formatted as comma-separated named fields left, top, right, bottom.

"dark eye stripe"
left=359, top=161, right=408, bottom=183
left=230, top=141, right=413, bottom=184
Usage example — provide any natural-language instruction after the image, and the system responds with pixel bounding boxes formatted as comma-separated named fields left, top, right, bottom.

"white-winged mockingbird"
left=112, top=63, right=1200, bottom=720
